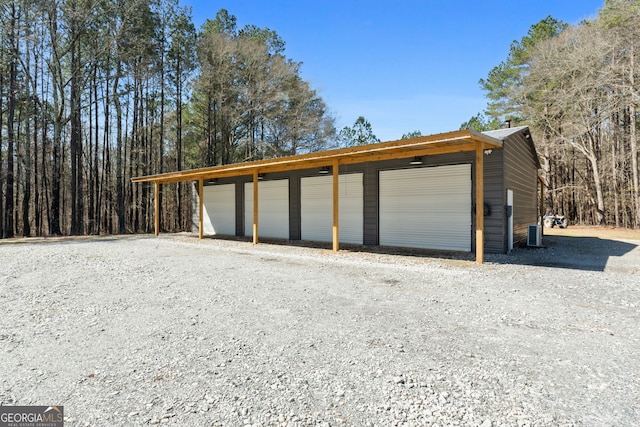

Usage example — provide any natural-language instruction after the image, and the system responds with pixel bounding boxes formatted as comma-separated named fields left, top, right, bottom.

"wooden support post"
left=253, top=170, right=259, bottom=245
left=198, top=179, right=204, bottom=240
left=332, top=160, right=339, bottom=252
left=475, top=143, right=484, bottom=264
left=154, top=182, right=160, bottom=236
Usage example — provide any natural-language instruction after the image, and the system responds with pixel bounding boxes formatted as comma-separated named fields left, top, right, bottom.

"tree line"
left=0, top=2, right=336, bottom=238
left=3, top=1, right=639, bottom=240
left=463, top=0, right=640, bottom=228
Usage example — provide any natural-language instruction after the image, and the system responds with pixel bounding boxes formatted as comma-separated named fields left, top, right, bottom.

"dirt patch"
left=544, top=224, right=640, bottom=240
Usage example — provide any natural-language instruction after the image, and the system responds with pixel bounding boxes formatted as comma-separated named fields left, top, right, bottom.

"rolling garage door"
left=244, top=179, right=289, bottom=239
left=300, top=173, right=363, bottom=244
left=202, top=184, right=236, bottom=235
left=379, top=164, right=471, bottom=251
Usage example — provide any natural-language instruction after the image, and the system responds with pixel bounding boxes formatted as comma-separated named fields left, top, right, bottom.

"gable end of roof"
left=481, top=125, right=529, bottom=141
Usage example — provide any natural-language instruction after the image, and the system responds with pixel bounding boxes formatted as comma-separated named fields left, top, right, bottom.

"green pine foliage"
left=0, top=3, right=336, bottom=236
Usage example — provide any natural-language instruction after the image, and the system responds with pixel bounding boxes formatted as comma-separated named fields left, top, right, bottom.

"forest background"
left=0, top=0, right=638, bottom=238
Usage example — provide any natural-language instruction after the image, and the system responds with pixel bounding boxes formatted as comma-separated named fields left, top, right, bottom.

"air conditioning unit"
left=527, top=224, right=542, bottom=247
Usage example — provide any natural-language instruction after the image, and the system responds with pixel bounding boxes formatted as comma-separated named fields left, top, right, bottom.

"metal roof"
left=483, top=126, right=540, bottom=169
left=482, top=125, right=530, bottom=140
left=132, top=129, right=503, bottom=184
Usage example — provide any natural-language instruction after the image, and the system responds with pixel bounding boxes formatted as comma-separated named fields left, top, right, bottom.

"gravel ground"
left=1, top=233, right=639, bottom=426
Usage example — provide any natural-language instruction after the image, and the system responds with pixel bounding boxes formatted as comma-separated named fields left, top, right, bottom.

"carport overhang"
left=132, top=129, right=503, bottom=263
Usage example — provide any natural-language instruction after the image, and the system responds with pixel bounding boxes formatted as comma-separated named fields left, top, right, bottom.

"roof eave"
left=132, top=129, right=503, bottom=184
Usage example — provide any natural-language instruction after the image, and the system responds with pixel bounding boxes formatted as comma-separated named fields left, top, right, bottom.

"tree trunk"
left=630, top=103, right=639, bottom=228
left=159, top=39, right=165, bottom=232
left=4, top=4, right=18, bottom=238
left=90, top=64, right=99, bottom=234
left=115, top=66, right=125, bottom=234
left=612, top=129, right=620, bottom=228
left=103, top=63, right=112, bottom=234
left=70, top=37, right=84, bottom=235
left=22, top=112, right=31, bottom=237
left=0, top=46, right=4, bottom=239
left=176, top=57, right=183, bottom=229
left=588, top=150, right=606, bottom=225
left=47, top=6, right=63, bottom=236
left=50, top=121, right=62, bottom=235
left=628, top=46, right=640, bottom=228
left=542, top=125, right=553, bottom=215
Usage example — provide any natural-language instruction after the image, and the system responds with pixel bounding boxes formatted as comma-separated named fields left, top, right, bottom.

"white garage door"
left=202, top=184, right=236, bottom=236
left=379, top=164, right=471, bottom=251
left=300, top=173, right=363, bottom=244
left=244, top=179, right=289, bottom=239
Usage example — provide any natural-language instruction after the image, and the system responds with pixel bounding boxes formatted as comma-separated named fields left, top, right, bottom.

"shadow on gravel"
left=493, top=235, right=638, bottom=272
left=229, top=235, right=637, bottom=272
left=5, top=233, right=635, bottom=273
left=199, top=235, right=477, bottom=261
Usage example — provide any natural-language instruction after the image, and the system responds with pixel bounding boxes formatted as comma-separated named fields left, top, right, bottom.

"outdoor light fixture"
left=484, top=149, right=493, bottom=155
left=258, top=173, right=265, bottom=180
left=208, top=178, right=217, bottom=184
left=409, top=156, right=423, bottom=165
left=318, top=166, right=331, bottom=174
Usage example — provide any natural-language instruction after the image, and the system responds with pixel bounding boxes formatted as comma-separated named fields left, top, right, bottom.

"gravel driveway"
left=1, top=233, right=639, bottom=426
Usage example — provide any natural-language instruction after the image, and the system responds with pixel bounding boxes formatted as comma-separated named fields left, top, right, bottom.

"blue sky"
left=182, top=1, right=604, bottom=142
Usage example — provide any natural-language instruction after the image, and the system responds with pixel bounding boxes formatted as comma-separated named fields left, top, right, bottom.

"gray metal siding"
left=289, top=176, right=301, bottom=240
left=191, top=137, right=539, bottom=256
left=363, top=165, right=379, bottom=245
left=503, top=133, right=539, bottom=246
left=482, top=151, right=506, bottom=254
left=236, top=181, right=244, bottom=236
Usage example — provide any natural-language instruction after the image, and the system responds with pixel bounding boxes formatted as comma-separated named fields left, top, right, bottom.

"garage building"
left=133, top=126, right=542, bottom=263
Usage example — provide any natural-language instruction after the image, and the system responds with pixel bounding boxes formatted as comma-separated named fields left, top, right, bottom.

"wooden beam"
left=475, top=143, right=484, bottom=264
left=154, top=182, right=160, bottom=236
left=253, top=170, right=259, bottom=245
left=198, top=179, right=204, bottom=240
left=332, top=160, right=339, bottom=252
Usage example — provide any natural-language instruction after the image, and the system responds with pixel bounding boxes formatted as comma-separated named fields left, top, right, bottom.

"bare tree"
left=599, top=0, right=640, bottom=226
left=524, top=24, right=617, bottom=224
